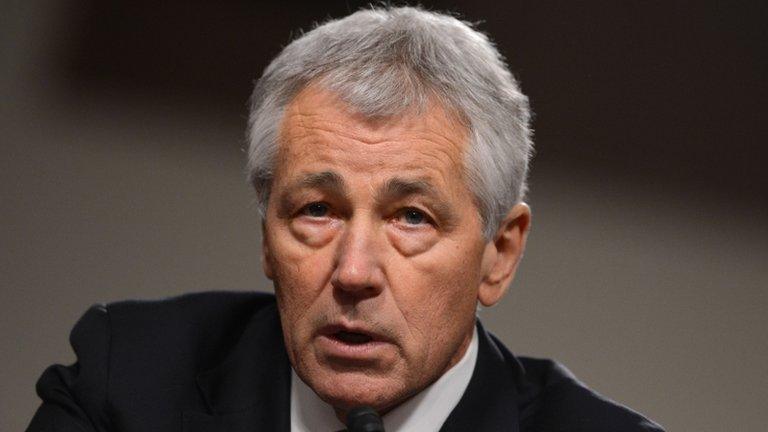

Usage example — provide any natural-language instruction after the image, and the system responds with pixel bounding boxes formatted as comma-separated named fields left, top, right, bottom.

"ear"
left=477, top=203, right=532, bottom=307
left=261, top=220, right=275, bottom=280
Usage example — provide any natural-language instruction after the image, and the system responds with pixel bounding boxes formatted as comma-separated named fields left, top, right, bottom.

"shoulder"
left=100, top=290, right=276, bottom=341
left=101, top=290, right=277, bottom=370
left=62, top=291, right=278, bottom=382
left=104, top=290, right=275, bottom=327
left=31, top=291, right=277, bottom=429
left=516, top=356, right=665, bottom=432
left=70, top=290, right=276, bottom=348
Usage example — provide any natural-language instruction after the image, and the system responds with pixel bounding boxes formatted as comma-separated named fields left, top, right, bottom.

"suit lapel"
left=187, top=302, right=291, bottom=432
left=440, top=321, right=523, bottom=432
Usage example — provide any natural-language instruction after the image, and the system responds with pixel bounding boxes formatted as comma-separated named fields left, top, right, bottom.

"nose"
left=330, top=217, right=385, bottom=299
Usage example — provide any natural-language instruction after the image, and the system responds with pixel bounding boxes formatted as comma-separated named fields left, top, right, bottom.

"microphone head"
left=346, top=406, right=385, bottom=432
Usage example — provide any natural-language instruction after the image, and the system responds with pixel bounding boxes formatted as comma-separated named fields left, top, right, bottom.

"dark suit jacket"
left=28, top=291, right=664, bottom=431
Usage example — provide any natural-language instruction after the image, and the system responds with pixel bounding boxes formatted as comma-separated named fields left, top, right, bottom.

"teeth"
left=335, top=331, right=373, bottom=344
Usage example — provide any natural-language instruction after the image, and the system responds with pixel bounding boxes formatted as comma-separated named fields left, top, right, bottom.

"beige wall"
left=3, top=3, right=767, bottom=431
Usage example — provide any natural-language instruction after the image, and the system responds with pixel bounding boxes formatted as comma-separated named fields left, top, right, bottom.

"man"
left=28, top=6, right=663, bottom=432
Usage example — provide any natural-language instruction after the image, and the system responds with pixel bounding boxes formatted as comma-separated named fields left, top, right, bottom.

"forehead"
left=275, top=85, right=470, bottom=185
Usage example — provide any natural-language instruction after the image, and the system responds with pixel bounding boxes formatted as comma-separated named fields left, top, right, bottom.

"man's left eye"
left=399, top=208, right=430, bottom=225
left=300, top=202, right=330, bottom=217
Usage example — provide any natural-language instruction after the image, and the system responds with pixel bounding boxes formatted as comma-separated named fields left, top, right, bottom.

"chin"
left=308, top=368, right=408, bottom=413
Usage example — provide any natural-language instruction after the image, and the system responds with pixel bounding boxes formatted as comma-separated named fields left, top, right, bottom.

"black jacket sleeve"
left=27, top=305, right=112, bottom=432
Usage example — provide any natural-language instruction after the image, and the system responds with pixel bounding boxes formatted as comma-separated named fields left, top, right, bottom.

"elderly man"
left=28, top=6, right=663, bottom=432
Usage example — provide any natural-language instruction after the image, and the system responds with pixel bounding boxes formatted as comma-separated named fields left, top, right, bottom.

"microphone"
left=346, top=406, right=385, bottom=432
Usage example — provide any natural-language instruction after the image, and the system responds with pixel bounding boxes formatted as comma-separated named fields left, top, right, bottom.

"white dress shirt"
left=290, top=326, right=479, bottom=432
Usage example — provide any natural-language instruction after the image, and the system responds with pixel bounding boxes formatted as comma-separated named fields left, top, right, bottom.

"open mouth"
left=332, top=330, right=374, bottom=345
left=317, top=324, right=390, bottom=359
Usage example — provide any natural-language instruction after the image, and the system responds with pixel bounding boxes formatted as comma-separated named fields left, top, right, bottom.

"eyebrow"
left=276, top=170, right=348, bottom=217
left=378, top=177, right=439, bottom=201
left=298, top=171, right=346, bottom=191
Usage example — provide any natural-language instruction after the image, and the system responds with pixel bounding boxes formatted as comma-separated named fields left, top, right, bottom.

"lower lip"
left=316, top=334, right=392, bottom=361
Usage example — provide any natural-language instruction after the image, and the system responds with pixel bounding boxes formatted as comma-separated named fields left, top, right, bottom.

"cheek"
left=392, top=244, right=482, bottom=340
left=268, top=229, right=336, bottom=322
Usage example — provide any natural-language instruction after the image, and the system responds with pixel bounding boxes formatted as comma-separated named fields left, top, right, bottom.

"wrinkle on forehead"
left=278, top=84, right=469, bottom=157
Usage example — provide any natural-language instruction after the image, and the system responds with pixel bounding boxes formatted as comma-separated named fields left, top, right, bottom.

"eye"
left=300, top=202, right=330, bottom=218
left=397, top=208, right=432, bottom=226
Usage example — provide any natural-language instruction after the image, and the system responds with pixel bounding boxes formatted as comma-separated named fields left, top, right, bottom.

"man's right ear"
left=261, top=220, right=275, bottom=280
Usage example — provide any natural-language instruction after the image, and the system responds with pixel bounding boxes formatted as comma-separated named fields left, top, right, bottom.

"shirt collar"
left=290, top=325, right=479, bottom=432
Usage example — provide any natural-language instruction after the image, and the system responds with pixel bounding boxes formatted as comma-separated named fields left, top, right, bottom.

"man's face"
left=262, top=86, right=498, bottom=414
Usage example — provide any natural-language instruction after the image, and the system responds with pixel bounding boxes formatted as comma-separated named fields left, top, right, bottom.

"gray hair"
left=247, top=6, right=532, bottom=239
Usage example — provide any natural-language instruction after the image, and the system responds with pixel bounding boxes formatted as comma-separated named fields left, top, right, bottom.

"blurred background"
left=2, top=1, right=766, bottom=430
